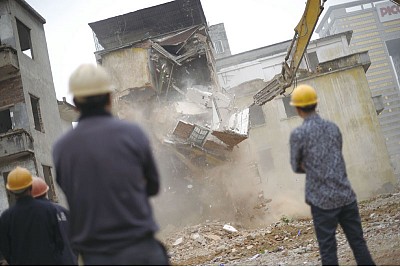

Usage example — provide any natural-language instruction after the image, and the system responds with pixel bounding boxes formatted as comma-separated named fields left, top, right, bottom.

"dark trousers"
left=311, top=201, right=375, bottom=266
left=81, top=237, right=169, bottom=266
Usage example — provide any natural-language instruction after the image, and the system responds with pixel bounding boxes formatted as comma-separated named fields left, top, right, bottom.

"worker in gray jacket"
left=52, top=64, right=169, bottom=265
left=289, top=84, right=375, bottom=266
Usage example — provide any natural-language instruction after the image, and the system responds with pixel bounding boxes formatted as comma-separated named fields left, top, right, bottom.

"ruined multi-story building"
left=316, top=0, right=400, bottom=181
left=89, top=0, right=248, bottom=168
left=88, top=0, right=252, bottom=226
left=0, top=0, right=62, bottom=209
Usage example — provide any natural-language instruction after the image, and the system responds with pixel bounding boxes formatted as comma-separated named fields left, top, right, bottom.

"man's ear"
left=73, top=98, right=80, bottom=111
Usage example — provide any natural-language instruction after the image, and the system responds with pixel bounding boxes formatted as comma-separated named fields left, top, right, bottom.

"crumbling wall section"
left=0, top=76, right=24, bottom=107
left=247, top=53, right=396, bottom=222
left=102, top=46, right=153, bottom=93
left=0, top=3, right=17, bottom=49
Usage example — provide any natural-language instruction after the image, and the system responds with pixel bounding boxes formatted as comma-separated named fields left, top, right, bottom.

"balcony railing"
left=0, top=45, right=19, bottom=80
left=0, top=129, right=34, bottom=160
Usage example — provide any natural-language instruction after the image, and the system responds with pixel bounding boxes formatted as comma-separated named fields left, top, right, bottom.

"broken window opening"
left=173, top=57, right=212, bottom=89
left=0, top=109, right=13, bottom=134
left=307, top=52, right=319, bottom=72
left=282, top=96, right=298, bottom=118
left=249, top=105, right=266, bottom=127
left=3, top=171, right=16, bottom=206
left=188, top=125, right=209, bottom=146
left=16, top=19, right=33, bottom=59
left=30, top=94, right=44, bottom=132
left=213, top=40, right=224, bottom=54
left=42, top=165, right=57, bottom=202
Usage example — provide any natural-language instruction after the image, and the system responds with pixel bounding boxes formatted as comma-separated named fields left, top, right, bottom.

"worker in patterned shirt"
left=289, top=84, right=375, bottom=266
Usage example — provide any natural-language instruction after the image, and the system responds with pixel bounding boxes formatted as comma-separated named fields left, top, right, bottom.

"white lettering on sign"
left=376, top=1, right=400, bottom=22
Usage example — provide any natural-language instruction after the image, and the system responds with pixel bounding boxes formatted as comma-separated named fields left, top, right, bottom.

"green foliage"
left=280, top=215, right=291, bottom=224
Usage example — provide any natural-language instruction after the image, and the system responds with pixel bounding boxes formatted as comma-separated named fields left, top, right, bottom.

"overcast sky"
left=25, top=0, right=354, bottom=101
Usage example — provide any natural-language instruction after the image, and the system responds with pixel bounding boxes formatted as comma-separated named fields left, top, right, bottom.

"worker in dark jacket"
left=0, top=250, right=7, bottom=266
left=52, top=64, right=169, bottom=265
left=32, top=176, right=78, bottom=265
left=0, top=167, right=64, bottom=265
left=289, top=84, right=375, bottom=265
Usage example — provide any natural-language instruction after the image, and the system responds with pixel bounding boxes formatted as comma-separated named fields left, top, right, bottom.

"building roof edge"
left=15, top=0, right=46, bottom=24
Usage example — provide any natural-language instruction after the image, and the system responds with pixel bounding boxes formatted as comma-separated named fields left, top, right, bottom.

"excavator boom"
left=253, top=0, right=326, bottom=106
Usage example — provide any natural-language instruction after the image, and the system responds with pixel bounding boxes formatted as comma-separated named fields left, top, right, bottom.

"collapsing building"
left=89, top=0, right=249, bottom=169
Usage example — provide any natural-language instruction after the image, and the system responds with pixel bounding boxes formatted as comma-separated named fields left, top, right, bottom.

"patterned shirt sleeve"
left=290, top=129, right=305, bottom=174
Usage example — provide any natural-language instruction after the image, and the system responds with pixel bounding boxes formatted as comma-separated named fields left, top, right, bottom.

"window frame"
left=16, top=18, right=34, bottom=59
left=30, top=94, right=44, bottom=132
left=213, top=40, right=224, bottom=54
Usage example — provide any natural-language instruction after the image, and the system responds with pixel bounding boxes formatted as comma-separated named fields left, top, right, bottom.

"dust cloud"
left=114, top=93, right=311, bottom=234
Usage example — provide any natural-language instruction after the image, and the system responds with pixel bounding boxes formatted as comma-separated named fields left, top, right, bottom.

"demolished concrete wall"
left=102, top=47, right=153, bottom=94
left=231, top=52, right=396, bottom=223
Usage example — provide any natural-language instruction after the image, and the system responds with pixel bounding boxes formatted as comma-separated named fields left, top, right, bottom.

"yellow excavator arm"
left=253, top=0, right=326, bottom=106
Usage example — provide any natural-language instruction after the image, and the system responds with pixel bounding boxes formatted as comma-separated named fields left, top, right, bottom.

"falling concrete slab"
left=211, top=131, right=248, bottom=150
left=172, top=121, right=196, bottom=140
left=175, top=102, right=208, bottom=115
left=186, top=87, right=212, bottom=108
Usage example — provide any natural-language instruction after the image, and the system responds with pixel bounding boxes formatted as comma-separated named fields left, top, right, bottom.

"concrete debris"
left=172, top=237, right=184, bottom=246
left=222, top=224, right=238, bottom=233
left=191, top=233, right=200, bottom=240
left=161, top=190, right=400, bottom=265
left=248, top=254, right=260, bottom=260
left=186, top=87, right=213, bottom=108
left=204, top=234, right=221, bottom=241
left=174, top=102, right=208, bottom=115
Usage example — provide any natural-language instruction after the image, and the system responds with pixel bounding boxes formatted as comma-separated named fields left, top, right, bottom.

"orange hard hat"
left=6, top=167, right=33, bottom=192
left=31, top=177, right=49, bottom=198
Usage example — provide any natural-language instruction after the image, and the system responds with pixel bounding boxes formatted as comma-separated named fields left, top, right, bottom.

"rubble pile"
left=161, top=190, right=400, bottom=266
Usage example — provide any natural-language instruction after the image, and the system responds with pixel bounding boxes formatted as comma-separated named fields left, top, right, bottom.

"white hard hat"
left=69, top=64, right=113, bottom=97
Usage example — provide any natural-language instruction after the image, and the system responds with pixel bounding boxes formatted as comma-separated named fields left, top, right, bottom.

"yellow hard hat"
left=6, top=167, right=33, bottom=192
left=31, top=177, right=49, bottom=198
left=69, top=64, right=113, bottom=98
left=290, top=84, right=318, bottom=107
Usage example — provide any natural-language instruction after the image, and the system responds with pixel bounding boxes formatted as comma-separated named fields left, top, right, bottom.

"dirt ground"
left=160, top=189, right=400, bottom=266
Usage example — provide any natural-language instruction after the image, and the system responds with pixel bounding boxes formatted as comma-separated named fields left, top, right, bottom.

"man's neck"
left=298, top=109, right=316, bottom=119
